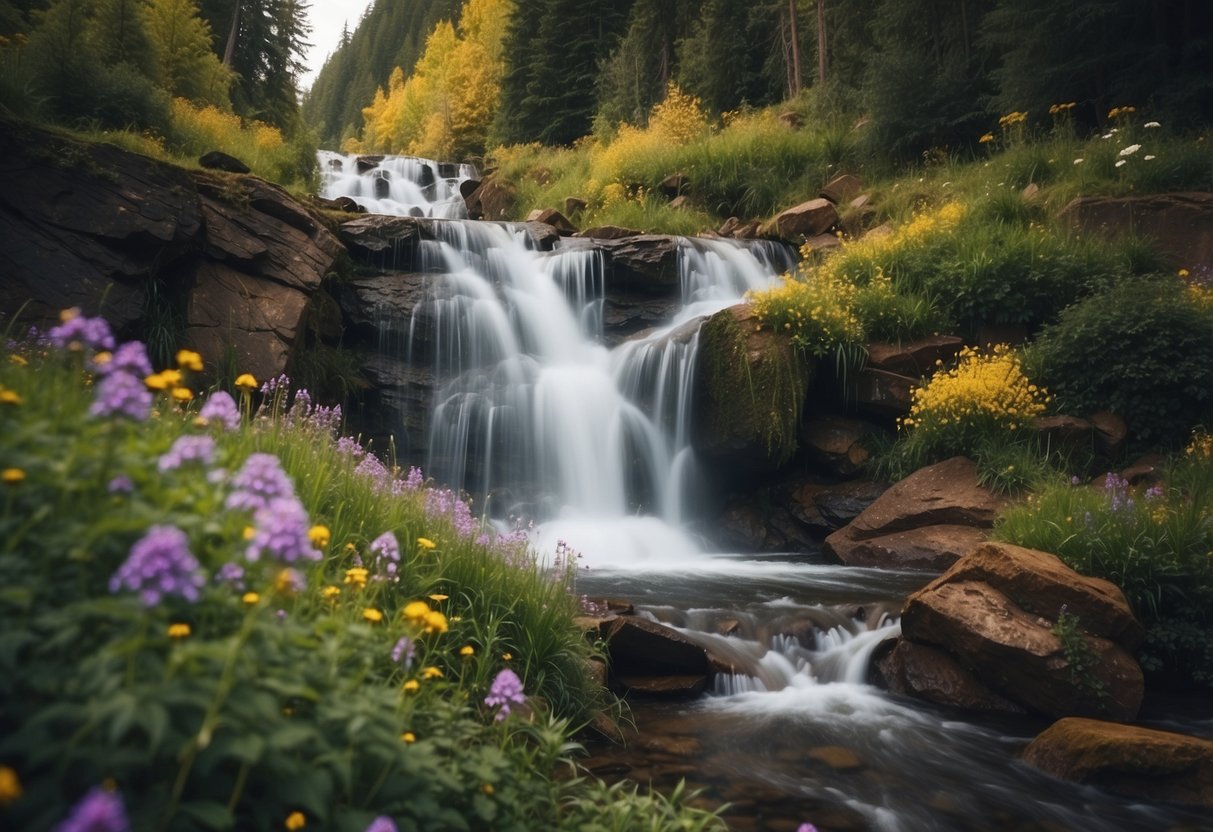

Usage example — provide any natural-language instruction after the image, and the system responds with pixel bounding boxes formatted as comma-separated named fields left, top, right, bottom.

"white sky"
left=301, top=0, right=377, bottom=90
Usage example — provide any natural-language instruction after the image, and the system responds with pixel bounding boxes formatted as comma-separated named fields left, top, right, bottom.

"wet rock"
left=525, top=207, right=577, bottom=235
left=806, top=745, right=865, bottom=771
left=615, top=675, right=708, bottom=697
left=819, top=173, right=863, bottom=205
left=873, top=639, right=1026, bottom=713
left=846, top=457, right=1007, bottom=539
left=338, top=215, right=423, bottom=265
left=866, top=336, right=964, bottom=377
left=1022, top=718, right=1213, bottom=808
left=597, top=234, right=682, bottom=290
left=462, top=176, right=516, bottom=220
left=576, top=225, right=643, bottom=240
left=458, top=178, right=480, bottom=200
left=336, top=273, right=431, bottom=343
left=825, top=524, right=989, bottom=570
left=902, top=579, right=1144, bottom=720
left=810, top=480, right=890, bottom=529
left=717, top=216, right=741, bottom=237
left=799, top=416, right=873, bottom=477
left=852, top=367, right=916, bottom=418
left=355, top=155, right=383, bottom=172
left=603, top=616, right=710, bottom=683
left=693, top=304, right=813, bottom=473
left=199, top=150, right=250, bottom=173
left=767, top=197, right=839, bottom=241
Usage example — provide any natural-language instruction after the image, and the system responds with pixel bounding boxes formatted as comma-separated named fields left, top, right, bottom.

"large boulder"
left=601, top=616, right=712, bottom=698
left=894, top=541, right=1146, bottom=720
left=1058, top=192, right=1213, bottom=271
left=825, top=524, right=990, bottom=571
left=1022, top=718, right=1213, bottom=808
left=799, top=416, right=874, bottom=478
left=866, top=336, right=963, bottom=377
left=462, top=176, right=516, bottom=220
left=873, top=640, right=1026, bottom=714
left=693, top=304, right=812, bottom=473
left=767, top=198, right=839, bottom=241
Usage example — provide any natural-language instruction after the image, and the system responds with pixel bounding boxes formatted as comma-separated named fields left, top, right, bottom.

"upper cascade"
left=319, top=150, right=477, bottom=218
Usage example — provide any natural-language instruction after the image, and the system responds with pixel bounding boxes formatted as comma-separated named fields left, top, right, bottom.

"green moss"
left=697, top=308, right=811, bottom=468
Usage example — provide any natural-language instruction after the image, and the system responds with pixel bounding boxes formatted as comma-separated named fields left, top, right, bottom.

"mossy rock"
left=693, top=304, right=812, bottom=472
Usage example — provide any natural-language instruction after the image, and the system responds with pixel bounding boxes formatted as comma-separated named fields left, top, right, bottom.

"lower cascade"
left=338, top=154, right=1210, bottom=832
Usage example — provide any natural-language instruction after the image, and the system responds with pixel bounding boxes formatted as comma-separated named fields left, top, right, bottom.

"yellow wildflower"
left=344, top=567, right=368, bottom=588
left=144, top=373, right=169, bottom=391
left=176, top=349, right=204, bottom=371
left=427, top=593, right=449, bottom=602
left=308, top=525, right=331, bottom=549
left=2, top=468, right=25, bottom=486
left=979, top=133, right=994, bottom=143
left=242, top=525, right=256, bottom=541
left=0, top=766, right=21, bottom=805
left=401, top=731, right=416, bottom=743
left=160, top=369, right=183, bottom=387
left=0, top=388, right=20, bottom=405
left=421, top=666, right=443, bottom=680
left=285, top=811, right=306, bottom=830
left=171, top=387, right=194, bottom=403
left=501, top=652, right=513, bottom=661
left=403, top=679, right=420, bottom=693
left=9, top=354, right=28, bottom=366
left=167, top=623, right=191, bottom=639
left=416, top=537, right=437, bottom=551
left=242, top=592, right=260, bottom=605
left=321, top=585, right=341, bottom=601
left=403, top=600, right=431, bottom=622
left=363, top=607, right=384, bottom=624
left=234, top=373, right=258, bottom=391
left=482, top=783, right=494, bottom=796
left=423, top=610, right=449, bottom=635
left=459, top=645, right=475, bottom=658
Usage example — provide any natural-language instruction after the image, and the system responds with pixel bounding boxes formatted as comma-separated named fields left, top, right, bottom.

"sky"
left=300, top=0, right=377, bottom=90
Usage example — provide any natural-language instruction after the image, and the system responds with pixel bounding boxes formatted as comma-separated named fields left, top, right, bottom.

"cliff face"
left=0, top=120, right=344, bottom=382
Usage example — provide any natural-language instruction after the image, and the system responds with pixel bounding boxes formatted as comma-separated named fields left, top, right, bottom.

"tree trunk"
left=789, top=0, right=802, bottom=96
left=816, top=0, right=826, bottom=85
left=222, top=0, right=241, bottom=68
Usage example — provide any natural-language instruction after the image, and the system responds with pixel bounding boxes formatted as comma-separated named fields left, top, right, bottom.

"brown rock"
left=668, top=195, right=690, bottom=210
left=901, top=580, right=1144, bottom=720
left=804, top=232, right=843, bottom=253
left=824, top=523, right=989, bottom=570
left=463, top=177, right=516, bottom=220
left=819, top=174, right=863, bottom=205
left=525, top=207, right=577, bottom=235
left=1021, top=182, right=1041, bottom=202
left=564, top=196, right=587, bottom=215
left=577, top=225, right=643, bottom=240
left=1023, top=718, right=1213, bottom=808
left=1091, top=411, right=1128, bottom=458
left=866, top=336, right=964, bottom=377
left=806, top=746, right=865, bottom=771
left=863, top=222, right=895, bottom=241
left=850, top=193, right=872, bottom=211
left=615, top=675, right=709, bottom=697
left=604, top=616, right=710, bottom=677
left=1058, top=193, right=1213, bottom=272
left=732, top=220, right=762, bottom=239
left=355, top=155, right=383, bottom=173
left=852, top=367, right=916, bottom=417
left=659, top=172, right=689, bottom=198
left=1120, top=453, right=1165, bottom=487
left=777, top=111, right=804, bottom=129
left=800, top=416, right=872, bottom=477
left=846, top=457, right=1008, bottom=539
left=769, top=198, right=839, bottom=240
left=874, top=640, right=1026, bottom=713
left=199, top=150, right=250, bottom=174
left=1031, top=415, right=1094, bottom=452
left=790, top=479, right=889, bottom=531
left=458, top=178, right=481, bottom=200
left=717, top=216, right=741, bottom=237
left=931, top=541, right=1144, bottom=650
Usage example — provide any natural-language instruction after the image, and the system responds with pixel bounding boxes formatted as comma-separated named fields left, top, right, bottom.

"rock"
left=355, top=155, right=383, bottom=173
left=874, top=640, right=1026, bottom=713
left=668, top=195, right=690, bottom=210
left=789, top=479, right=889, bottom=531
left=806, top=746, right=865, bottom=771
left=804, top=232, right=843, bottom=253
left=331, top=196, right=365, bottom=213
left=338, top=215, right=423, bottom=267
left=659, top=172, right=689, bottom=198
left=825, top=523, right=990, bottom=570
left=693, top=304, right=812, bottom=472
left=463, top=177, right=516, bottom=220
left=1021, top=182, right=1040, bottom=202
left=849, top=457, right=1008, bottom=538
left=597, top=234, right=682, bottom=289
left=199, top=150, right=250, bottom=174
left=525, top=207, right=577, bottom=235
left=1031, top=415, right=1093, bottom=453
left=850, top=193, right=872, bottom=211
left=578, top=225, right=643, bottom=240
left=1120, top=453, right=1165, bottom=486
left=777, top=111, right=804, bottom=129
left=458, top=178, right=481, bottom=200
left=732, top=221, right=762, bottom=240
left=717, top=217, right=741, bottom=237
left=866, top=336, right=964, bottom=377
left=1058, top=192, right=1213, bottom=271
left=819, top=174, right=863, bottom=205
left=932, top=541, right=1144, bottom=650
left=336, top=273, right=431, bottom=341
left=799, top=416, right=872, bottom=477
left=564, top=196, right=587, bottom=215
left=713, top=492, right=818, bottom=552
left=852, top=368, right=916, bottom=417
left=603, top=617, right=711, bottom=697
left=1022, top=717, right=1213, bottom=808
left=902, top=580, right=1144, bottom=720
left=615, top=675, right=708, bottom=697
left=863, top=221, right=895, bottom=241
left=1091, top=411, right=1128, bottom=457
left=768, top=198, right=839, bottom=241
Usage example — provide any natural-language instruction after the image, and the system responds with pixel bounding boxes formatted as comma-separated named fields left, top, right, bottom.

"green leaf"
left=177, top=801, right=235, bottom=830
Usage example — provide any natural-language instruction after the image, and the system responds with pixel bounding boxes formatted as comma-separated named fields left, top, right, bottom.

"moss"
left=697, top=306, right=811, bottom=469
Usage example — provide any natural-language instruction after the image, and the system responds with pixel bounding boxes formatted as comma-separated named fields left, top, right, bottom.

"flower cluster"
left=109, top=525, right=206, bottom=607
left=483, top=668, right=526, bottom=721
left=747, top=270, right=863, bottom=356
left=998, top=110, right=1028, bottom=126
left=226, top=453, right=296, bottom=512
left=1048, top=102, right=1076, bottom=115
left=157, top=435, right=217, bottom=472
left=90, top=369, right=153, bottom=421
left=1108, top=105, right=1136, bottom=119
left=53, top=786, right=129, bottom=832
left=369, top=531, right=401, bottom=575
left=901, top=345, right=1049, bottom=439
left=198, top=391, right=241, bottom=430
left=246, top=497, right=317, bottom=564
left=403, top=599, right=449, bottom=635
left=48, top=309, right=115, bottom=352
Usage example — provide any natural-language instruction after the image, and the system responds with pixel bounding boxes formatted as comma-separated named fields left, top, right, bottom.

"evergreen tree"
left=596, top=0, right=694, bottom=129
left=675, top=0, right=782, bottom=114
left=146, top=0, right=230, bottom=105
left=27, top=0, right=100, bottom=116
left=90, top=0, right=154, bottom=74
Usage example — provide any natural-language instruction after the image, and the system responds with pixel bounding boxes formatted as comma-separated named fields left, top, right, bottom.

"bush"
left=995, top=437, right=1213, bottom=687
left=0, top=317, right=723, bottom=831
left=1027, top=278, right=1213, bottom=446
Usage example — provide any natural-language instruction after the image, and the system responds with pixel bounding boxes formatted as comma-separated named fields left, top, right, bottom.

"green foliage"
left=996, top=446, right=1213, bottom=687
left=0, top=330, right=726, bottom=831
left=1050, top=608, right=1109, bottom=705
left=1027, top=278, right=1213, bottom=446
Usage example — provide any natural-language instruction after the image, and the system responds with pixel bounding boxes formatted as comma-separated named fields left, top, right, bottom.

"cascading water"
left=326, top=152, right=1212, bottom=831
left=318, top=150, right=476, bottom=218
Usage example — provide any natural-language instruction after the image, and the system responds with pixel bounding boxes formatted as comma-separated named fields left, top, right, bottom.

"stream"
left=319, top=152, right=1213, bottom=832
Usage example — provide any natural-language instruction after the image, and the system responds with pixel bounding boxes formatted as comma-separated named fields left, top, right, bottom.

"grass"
left=0, top=317, right=725, bottom=831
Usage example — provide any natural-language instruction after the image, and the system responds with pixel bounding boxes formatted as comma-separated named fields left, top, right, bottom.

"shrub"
left=995, top=439, right=1213, bottom=687
left=1027, top=277, right=1213, bottom=447
left=747, top=265, right=864, bottom=358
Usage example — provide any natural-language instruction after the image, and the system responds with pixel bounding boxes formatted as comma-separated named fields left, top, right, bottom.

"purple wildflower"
left=391, top=636, right=415, bottom=669
left=53, top=786, right=130, bottom=832
left=48, top=312, right=115, bottom=352
left=425, top=488, right=479, bottom=538
left=107, top=474, right=134, bottom=494
left=89, top=371, right=152, bottom=421
left=199, top=391, right=241, bottom=430
left=354, top=453, right=390, bottom=487
left=95, top=341, right=152, bottom=378
left=109, top=525, right=205, bottom=607
left=365, top=818, right=399, bottom=832
left=157, top=435, right=217, bottom=472
left=797, top=825, right=819, bottom=832
left=335, top=436, right=366, bottom=460
left=215, top=561, right=245, bottom=589
left=404, top=466, right=424, bottom=490
left=370, top=531, right=400, bottom=574
left=1104, top=472, right=1130, bottom=512
left=484, top=668, right=526, bottom=721
left=260, top=373, right=290, bottom=395
left=1145, top=484, right=1164, bottom=501
left=226, top=453, right=295, bottom=512
left=246, top=497, right=316, bottom=563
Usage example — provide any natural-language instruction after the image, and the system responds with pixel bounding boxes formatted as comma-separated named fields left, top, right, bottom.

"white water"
left=318, top=150, right=476, bottom=218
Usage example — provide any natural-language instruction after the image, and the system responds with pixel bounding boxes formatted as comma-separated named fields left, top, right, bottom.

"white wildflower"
left=1144, top=121, right=1161, bottom=128
left=1119, top=144, right=1141, bottom=157
left=1115, top=159, right=1127, bottom=168
left=1073, top=158, right=1085, bottom=165
left=1144, top=154, right=1156, bottom=161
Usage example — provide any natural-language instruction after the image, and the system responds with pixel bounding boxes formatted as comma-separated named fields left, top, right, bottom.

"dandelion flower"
left=2, top=468, right=25, bottom=485
left=401, top=732, right=415, bottom=744
left=285, top=811, right=306, bottom=830
left=421, top=666, right=443, bottom=680
left=242, top=592, right=260, bottom=605
left=416, top=537, right=437, bottom=551
left=423, top=610, right=449, bottom=635
left=459, top=645, right=475, bottom=658
left=167, top=623, right=191, bottom=639
left=234, top=373, right=258, bottom=391
left=0, top=766, right=22, bottom=805
left=308, top=525, right=331, bottom=549
left=402, top=679, right=420, bottom=694
left=403, top=600, right=431, bottom=622
left=176, top=350, right=204, bottom=371
left=0, top=389, right=22, bottom=405
left=501, top=652, right=513, bottom=661
left=427, top=594, right=448, bottom=602
left=344, top=567, right=368, bottom=588
left=363, top=608, right=384, bottom=624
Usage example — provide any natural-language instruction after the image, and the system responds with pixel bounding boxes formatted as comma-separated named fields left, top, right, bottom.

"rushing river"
left=321, top=153, right=1213, bottom=832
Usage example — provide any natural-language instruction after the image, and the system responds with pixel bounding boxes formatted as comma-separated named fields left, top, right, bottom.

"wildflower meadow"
left=0, top=311, right=723, bottom=831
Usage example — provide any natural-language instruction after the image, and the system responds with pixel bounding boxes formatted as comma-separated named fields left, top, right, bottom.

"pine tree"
left=146, top=0, right=231, bottom=106
left=90, top=0, right=155, bottom=74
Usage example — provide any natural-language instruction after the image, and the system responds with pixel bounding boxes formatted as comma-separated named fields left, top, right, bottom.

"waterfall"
left=319, top=150, right=476, bottom=218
